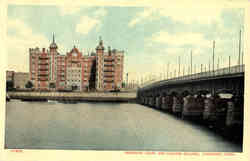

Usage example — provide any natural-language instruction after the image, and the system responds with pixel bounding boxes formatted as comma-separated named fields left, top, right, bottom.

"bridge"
left=139, top=65, right=244, bottom=94
left=137, top=65, right=244, bottom=141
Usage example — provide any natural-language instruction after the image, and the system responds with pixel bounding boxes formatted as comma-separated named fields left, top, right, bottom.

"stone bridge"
left=138, top=65, right=244, bottom=96
left=137, top=65, right=244, bottom=140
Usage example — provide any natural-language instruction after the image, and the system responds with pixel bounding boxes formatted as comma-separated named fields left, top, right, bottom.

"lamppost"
left=126, top=73, right=128, bottom=89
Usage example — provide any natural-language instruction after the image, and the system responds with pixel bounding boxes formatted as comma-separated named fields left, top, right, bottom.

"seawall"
left=7, top=91, right=137, bottom=103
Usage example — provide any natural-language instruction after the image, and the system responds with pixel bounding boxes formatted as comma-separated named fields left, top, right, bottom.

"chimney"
left=108, top=46, right=111, bottom=56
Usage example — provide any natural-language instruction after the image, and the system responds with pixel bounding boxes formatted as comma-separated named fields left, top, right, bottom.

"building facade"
left=95, top=39, right=124, bottom=91
left=56, top=55, right=66, bottom=90
left=6, top=71, right=14, bottom=82
left=65, top=47, right=83, bottom=91
left=6, top=71, right=29, bottom=90
left=29, top=36, right=124, bottom=92
left=29, top=47, right=50, bottom=90
left=13, top=72, right=29, bottom=89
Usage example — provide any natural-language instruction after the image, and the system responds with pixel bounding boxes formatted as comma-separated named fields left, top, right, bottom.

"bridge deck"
left=141, top=65, right=244, bottom=90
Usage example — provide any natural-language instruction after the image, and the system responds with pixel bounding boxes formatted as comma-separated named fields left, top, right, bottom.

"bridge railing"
left=140, top=64, right=244, bottom=88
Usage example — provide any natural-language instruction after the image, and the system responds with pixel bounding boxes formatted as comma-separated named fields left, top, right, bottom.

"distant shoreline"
left=7, top=91, right=137, bottom=103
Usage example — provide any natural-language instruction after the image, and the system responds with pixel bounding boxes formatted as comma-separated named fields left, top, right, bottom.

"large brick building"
left=95, top=39, right=124, bottom=91
left=29, top=36, right=124, bottom=91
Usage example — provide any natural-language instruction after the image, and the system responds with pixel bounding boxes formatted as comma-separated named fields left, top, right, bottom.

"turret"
left=49, top=33, right=58, bottom=50
left=108, top=46, right=111, bottom=56
left=96, top=36, right=105, bottom=53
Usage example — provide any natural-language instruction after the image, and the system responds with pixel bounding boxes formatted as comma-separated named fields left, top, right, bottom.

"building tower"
left=95, top=37, right=105, bottom=90
left=49, top=33, right=58, bottom=86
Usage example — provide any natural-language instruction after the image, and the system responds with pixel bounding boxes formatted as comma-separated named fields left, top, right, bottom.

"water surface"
left=5, top=101, right=242, bottom=151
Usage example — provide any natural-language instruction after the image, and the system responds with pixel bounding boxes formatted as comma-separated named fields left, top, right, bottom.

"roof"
left=49, top=33, right=58, bottom=49
left=96, top=37, right=105, bottom=50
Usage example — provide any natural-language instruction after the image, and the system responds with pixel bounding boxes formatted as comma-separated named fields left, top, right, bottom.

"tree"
left=49, top=82, right=56, bottom=89
left=25, top=81, right=33, bottom=89
left=122, top=82, right=126, bottom=88
left=6, top=81, right=14, bottom=91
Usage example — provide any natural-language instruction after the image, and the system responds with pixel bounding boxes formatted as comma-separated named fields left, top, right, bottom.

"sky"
left=7, top=5, right=244, bottom=82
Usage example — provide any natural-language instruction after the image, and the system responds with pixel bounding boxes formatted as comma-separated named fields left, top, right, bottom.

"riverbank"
left=7, top=91, right=137, bottom=103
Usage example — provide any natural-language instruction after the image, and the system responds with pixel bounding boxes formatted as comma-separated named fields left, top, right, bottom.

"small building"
left=13, top=72, right=29, bottom=89
left=6, top=70, right=14, bottom=82
left=6, top=70, right=15, bottom=91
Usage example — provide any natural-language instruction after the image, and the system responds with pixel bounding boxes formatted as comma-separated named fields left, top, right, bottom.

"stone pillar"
left=226, top=101, right=234, bottom=127
left=203, top=97, right=216, bottom=124
left=225, top=96, right=243, bottom=141
left=163, top=95, right=173, bottom=112
left=155, top=96, right=160, bottom=109
left=226, top=96, right=243, bottom=128
left=213, top=97, right=228, bottom=129
left=147, top=96, right=150, bottom=106
left=145, top=96, right=149, bottom=106
left=149, top=96, right=153, bottom=107
left=172, top=96, right=183, bottom=114
left=152, top=95, right=156, bottom=108
left=182, top=95, right=204, bottom=120
left=142, top=96, right=145, bottom=105
left=147, top=96, right=151, bottom=106
left=161, top=96, right=166, bottom=110
left=141, top=95, right=144, bottom=105
left=158, top=95, right=163, bottom=110
left=196, top=95, right=205, bottom=117
left=145, top=96, right=148, bottom=105
left=155, top=94, right=162, bottom=109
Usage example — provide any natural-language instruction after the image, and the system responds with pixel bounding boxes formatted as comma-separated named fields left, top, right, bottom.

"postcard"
left=0, top=0, right=249, bottom=161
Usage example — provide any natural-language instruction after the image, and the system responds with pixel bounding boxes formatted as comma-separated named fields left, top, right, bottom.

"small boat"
left=48, top=100, right=57, bottom=103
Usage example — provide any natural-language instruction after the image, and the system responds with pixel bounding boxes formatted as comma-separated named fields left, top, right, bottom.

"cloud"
left=58, top=5, right=82, bottom=15
left=163, top=47, right=185, bottom=56
left=75, top=16, right=100, bottom=35
left=75, top=8, right=107, bottom=35
left=7, top=18, right=50, bottom=72
left=129, top=7, right=223, bottom=27
left=93, top=7, right=107, bottom=18
left=128, top=8, right=155, bottom=27
left=7, top=18, right=52, bottom=72
left=159, top=7, right=223, bottom=24
left=149, top=31, right=210, bottom=48
left=8, top=18, right=33, bottom=36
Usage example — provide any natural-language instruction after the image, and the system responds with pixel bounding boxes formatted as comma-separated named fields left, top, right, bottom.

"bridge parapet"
left=140, top=65, right=244, bottom=90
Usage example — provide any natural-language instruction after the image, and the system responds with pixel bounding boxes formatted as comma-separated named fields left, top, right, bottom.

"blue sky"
left=7, top=5, right=244, bottom=82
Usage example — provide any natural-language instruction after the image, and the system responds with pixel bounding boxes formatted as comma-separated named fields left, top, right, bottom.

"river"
left=5, top=100, right=242, bottom=152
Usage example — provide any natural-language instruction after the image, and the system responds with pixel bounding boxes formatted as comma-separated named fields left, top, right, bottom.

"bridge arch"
left=170, top=91, right=179, bottom=97
left=181, top=90, right=190, bottom=97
